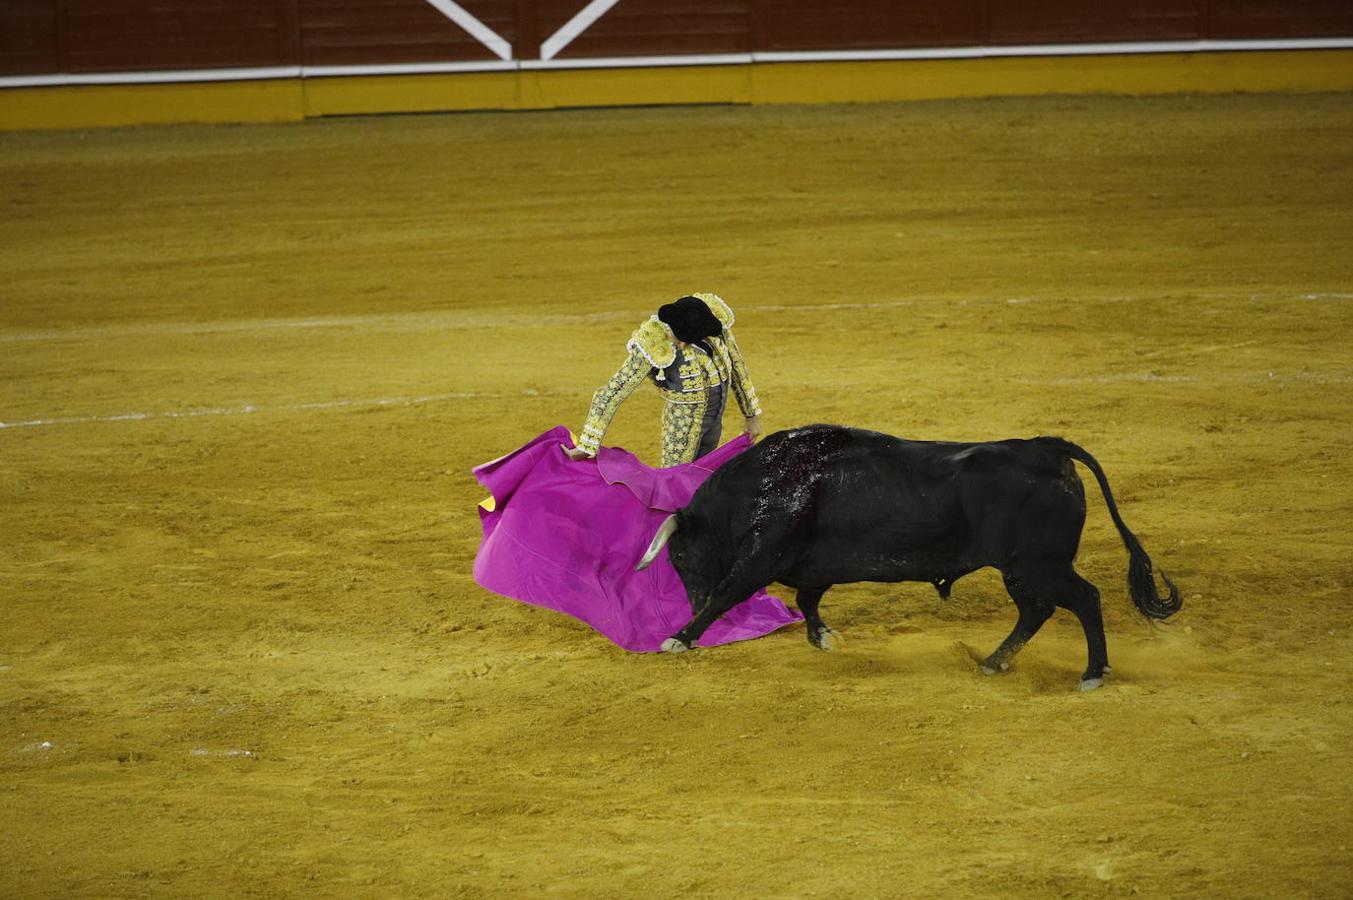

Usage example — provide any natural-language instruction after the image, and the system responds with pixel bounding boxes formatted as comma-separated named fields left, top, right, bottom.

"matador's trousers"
left=659, top=383, right=728, bottom=468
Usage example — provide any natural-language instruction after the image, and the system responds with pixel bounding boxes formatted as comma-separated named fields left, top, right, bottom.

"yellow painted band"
left=0, top=79, right=305, bottom=131
left=751, top=49, right=1353, bottom=105
left=3, top=50, right=1351, bottom=131
left=302, top=71, right=521, bottom=118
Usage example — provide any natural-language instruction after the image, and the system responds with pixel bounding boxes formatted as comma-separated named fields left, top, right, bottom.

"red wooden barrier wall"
left=3, top=0, right=1352, bottom=78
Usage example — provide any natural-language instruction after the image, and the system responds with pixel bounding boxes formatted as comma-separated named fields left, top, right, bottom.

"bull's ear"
left=635, top=514, right=679, bottom=571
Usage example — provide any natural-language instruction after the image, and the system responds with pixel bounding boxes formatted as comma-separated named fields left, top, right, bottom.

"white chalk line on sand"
left=0, top=309, right=640, bottom=344
left=6, top=370, right=1350, bottom=432
left=3, top=293, right=1348, bottom=431
left=3, top=292, right=1350, bottom=345
left=0, top=392, right=480, bottom=430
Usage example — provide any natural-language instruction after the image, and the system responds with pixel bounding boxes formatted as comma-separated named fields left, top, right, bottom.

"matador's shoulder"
left=691, top=292, right=735, bottom=329
left=626, top=316, right=677, bottom=368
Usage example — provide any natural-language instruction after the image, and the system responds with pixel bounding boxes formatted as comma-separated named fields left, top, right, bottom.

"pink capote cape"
left=473, top=426, right=801, bottom=652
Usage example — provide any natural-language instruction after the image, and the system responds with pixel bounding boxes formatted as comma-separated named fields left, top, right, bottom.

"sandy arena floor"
left=2, top=92, right=1351, bottom=897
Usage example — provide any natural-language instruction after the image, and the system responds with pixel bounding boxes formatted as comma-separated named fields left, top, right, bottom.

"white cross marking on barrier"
left=540, top=0, right=622, bottom=61
left=422, top=0, right=514, bottom=61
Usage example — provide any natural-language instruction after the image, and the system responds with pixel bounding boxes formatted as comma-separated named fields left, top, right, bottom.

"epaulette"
left=692, top=292, right=735, bottom=329
left=627, top=316, right=677, bottom=368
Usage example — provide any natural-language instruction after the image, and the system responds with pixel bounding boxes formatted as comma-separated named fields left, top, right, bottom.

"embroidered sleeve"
left=578, top=350, right=650, bottom=455
left=723, top=328, right=762, bottom=418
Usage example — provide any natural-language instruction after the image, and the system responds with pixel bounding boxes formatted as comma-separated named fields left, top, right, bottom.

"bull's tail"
left=1044, top=438, right=1182, bottom=620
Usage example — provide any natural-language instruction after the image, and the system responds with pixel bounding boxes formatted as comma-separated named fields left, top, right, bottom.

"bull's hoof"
left=810, top=628, right=841, bottom=652
left=659, top=637, right=690, bottom=654
left=1078, top=677, right=1105, bottom=692
left=980, top=660, right=1010, bottom=676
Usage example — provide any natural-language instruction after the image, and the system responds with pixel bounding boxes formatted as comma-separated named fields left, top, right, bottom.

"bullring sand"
left=1, top=93, right=1351, bottom=897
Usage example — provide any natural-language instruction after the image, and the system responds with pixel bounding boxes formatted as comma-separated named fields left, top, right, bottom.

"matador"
left=566, top=293, right=763, bottom=467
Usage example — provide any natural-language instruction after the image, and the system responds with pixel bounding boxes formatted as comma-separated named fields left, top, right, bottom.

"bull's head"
left=634, top=511, right=725, bottom=613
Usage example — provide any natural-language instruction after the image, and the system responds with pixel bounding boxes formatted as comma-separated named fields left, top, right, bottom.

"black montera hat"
left=658, top=295, right=723, bottom=343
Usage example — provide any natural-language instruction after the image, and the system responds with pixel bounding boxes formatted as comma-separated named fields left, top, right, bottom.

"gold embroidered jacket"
left=578, top=293, right=762, bottom=462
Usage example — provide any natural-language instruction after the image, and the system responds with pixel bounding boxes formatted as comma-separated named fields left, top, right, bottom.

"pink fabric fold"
left=472, top=427, right=801, bottom=652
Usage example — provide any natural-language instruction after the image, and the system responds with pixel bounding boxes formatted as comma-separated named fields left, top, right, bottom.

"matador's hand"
left=744, top=415, right=762, bottom=441
left=562, top=444, right=595, bottom=461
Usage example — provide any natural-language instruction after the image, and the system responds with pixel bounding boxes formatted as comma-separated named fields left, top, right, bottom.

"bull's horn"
left=635, top=515, right=678, bottom=571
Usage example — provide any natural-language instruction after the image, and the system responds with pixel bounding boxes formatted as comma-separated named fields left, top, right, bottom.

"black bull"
left=636, top=425, right=1180, bottom=690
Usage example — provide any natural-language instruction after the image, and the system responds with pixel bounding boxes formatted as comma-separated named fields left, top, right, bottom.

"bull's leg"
left=981, top=570, right=1055, bottom=676
left=1060, top=571, right=1110, bottom=691
left=664, top=599, right=736, bottom=651
left=664, top=565, right=769, bottom=652
left=795, top=586, right=839, bottom=651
